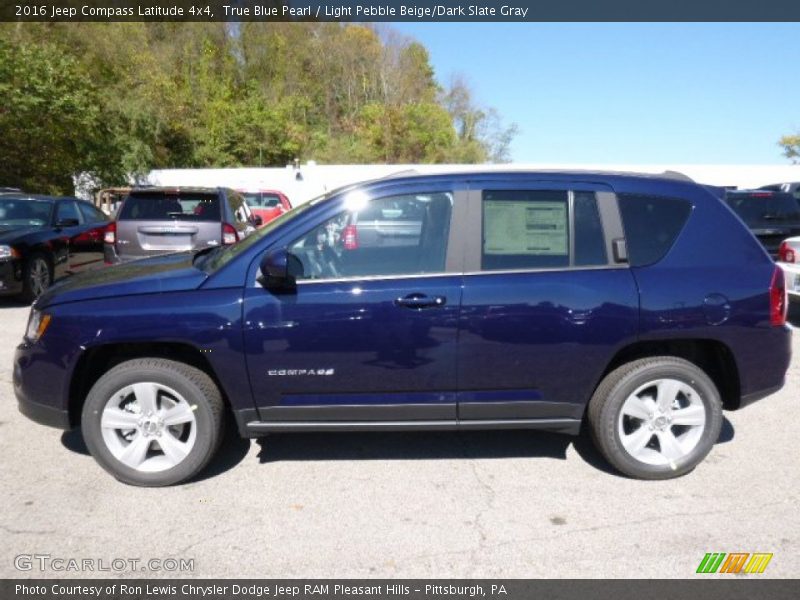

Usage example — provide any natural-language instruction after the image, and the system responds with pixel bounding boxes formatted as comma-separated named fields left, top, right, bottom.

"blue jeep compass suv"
left=14, top=171, right=792, bottom=486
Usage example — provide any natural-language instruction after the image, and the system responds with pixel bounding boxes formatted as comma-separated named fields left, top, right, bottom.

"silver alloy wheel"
left=617, top=378, right=706, bottom=466
left=100, top=382, right=197, bottom=473
left=28, top=258, right=50, bottom=298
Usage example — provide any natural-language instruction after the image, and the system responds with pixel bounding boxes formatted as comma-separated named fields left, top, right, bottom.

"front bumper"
left=0, top=257, right=24, bottom=296
left=779, top=261, right=800, bottom=298
left=17, top=394, right=71, bottom=429
left=14, top=341, right=72, bottom=430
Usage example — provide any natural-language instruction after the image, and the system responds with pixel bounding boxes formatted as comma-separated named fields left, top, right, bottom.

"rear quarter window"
left=617, top=194, right=692, bottom=267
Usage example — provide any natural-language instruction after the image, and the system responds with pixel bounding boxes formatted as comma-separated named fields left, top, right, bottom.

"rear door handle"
left=394, top=293, right=447, bottom=310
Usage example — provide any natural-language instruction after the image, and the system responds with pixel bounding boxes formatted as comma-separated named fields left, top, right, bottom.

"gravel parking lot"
left=0, top=299, right=798, bottom=579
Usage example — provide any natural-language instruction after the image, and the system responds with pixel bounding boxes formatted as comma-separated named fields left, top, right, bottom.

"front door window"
left=289, top=192, right=453, bottom=281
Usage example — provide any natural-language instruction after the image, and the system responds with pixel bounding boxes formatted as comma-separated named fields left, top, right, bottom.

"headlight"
left=0, top=245, right=20, bottom=260
left=25, top=310, right=51, bottom=342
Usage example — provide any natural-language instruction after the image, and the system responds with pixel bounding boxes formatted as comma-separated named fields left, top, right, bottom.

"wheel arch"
left=595, top=338, right=741, bottom=411
left=68, top=341, right=227, bottom=427
left=27, top=245, right=54, bottom=262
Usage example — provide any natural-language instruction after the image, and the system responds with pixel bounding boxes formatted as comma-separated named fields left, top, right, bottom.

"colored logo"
left=696, top=552, right=773, bottom=574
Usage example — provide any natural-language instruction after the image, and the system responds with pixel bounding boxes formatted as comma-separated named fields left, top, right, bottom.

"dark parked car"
left=15, top=171, right=790, bottom=486
left=104, top=187, right=259, bottom=263
left=758, top=181, right=800, bottom=201
left=725, top=190, right=800, bottom=257
left=0, top=195, right=109, bottom=302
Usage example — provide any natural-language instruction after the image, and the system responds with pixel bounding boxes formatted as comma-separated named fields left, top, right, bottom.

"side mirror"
left=252, top=215, right=263, bottom=227
left=258, top=248, right=302, bottom=290
left=57, top=218, right=80, bottom=228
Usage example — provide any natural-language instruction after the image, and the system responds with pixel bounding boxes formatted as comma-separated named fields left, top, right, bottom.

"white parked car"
left=779, top=238, right=800, bottom=300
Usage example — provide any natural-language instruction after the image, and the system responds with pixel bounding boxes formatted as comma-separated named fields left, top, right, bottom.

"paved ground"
left=0, top=299, right=797, bottom=579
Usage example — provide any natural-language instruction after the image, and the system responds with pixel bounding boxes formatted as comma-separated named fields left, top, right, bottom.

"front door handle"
left=394, top=293, right=447, bottom=310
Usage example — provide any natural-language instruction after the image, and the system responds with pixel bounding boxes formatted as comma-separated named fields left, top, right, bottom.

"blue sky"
left=392, top=23, right=800, bottom=164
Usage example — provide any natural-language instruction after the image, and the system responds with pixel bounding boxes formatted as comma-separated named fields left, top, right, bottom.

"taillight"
left=343, top=224, right=358, bottom=250
left=103, top=222, right=116, bottom=245
left=222, top=223, right=238, bottom=245
left=770, top=266, right=787, bottom=326
left=778, top=241, right=795, bottom=263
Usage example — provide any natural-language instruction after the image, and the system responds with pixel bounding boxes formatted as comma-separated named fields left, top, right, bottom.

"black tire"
left=20, top=253, right=52, bottom=303
left=81, top=358, right=224, bottom=486
left=588, top=357, right=723, bottom=480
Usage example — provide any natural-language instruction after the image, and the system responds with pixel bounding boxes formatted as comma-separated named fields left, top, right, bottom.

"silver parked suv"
left=104, top=187, right=260, bottom=263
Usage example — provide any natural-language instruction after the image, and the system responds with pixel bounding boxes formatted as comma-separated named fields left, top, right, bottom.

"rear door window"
left=617, top=194, right=692, bottom=267
left=78, top=202, right=108, bottom=223
left=119, top=193, right=221, bottom=222
left=482, top=190, right=570, bottom=270
left=480, top=189, right=611, bottom=270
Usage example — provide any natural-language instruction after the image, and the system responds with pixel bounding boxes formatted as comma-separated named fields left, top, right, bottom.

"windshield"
left=200, top=199, right=316, bottom=273
left=119, top=193, right=221, bottom=222
left=726, top=193, right=800, bottom=225
left=0, top=198, right=53, bottom=227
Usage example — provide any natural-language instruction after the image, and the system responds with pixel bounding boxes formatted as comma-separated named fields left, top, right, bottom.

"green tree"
left=442, top=75, right=518, bottom=163
left=0, top=38, right=112, bottom=193
left=0, top=22, right=517, bottom=192
left=779, top=134, right=800, bottom=163
left=351, top=102, right=456, bottom=163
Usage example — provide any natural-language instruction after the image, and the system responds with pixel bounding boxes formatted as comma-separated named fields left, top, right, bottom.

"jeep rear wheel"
left=81, top=358, right=224, bottom=486
left=588, top=357, right=723, bottom=479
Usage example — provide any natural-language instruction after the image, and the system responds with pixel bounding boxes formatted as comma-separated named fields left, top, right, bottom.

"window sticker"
left=484, top=200, right=567, bottom=255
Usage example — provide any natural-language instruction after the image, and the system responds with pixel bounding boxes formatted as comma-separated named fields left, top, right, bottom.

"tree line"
left=779, top=134, right=800, bottom=163
left=0, top=22, right=517, bottom=194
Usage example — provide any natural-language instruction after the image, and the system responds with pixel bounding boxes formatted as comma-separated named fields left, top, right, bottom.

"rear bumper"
left=104, top=243, right=206, bottom=264
left=739, top=381, right=785, bottom=410
left=735, top=324, right=792, bottom=409
left=103, top=245, right=161, bottom=265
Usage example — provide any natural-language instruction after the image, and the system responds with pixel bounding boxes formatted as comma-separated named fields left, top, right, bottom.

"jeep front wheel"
left=81, top=358, right=224, bottom=486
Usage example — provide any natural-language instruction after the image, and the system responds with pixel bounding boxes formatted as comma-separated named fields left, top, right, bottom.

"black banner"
left=2, top=0, right=800, bottom=22
left=3, top=580, right=800, bottom=600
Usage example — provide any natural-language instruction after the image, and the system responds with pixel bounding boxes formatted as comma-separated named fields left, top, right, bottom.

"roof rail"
left=661, top=170, right=694, bottom=182
left=380, top=169, right=419, bottom=180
